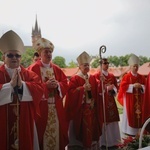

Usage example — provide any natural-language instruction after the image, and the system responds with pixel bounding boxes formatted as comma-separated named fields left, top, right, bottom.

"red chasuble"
left=118, top=72, right=146, bottom=128
left=0, top=65, right=43, bottom=150
left=65, top=74, right=103, bottom=148
left=94, top=71, right=120, bottom=123
left=28, top=60, right=69, bottom=150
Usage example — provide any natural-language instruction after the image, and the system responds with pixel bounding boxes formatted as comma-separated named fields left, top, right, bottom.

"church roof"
left=61, top=63, right=150, bottom=78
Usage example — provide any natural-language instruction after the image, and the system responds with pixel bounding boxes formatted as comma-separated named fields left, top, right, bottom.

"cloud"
left=0, top=0, right=150, bottom=65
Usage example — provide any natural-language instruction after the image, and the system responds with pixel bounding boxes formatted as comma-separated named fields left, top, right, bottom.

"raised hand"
left=17, top=70, right=23, bottom=88
left=10, top=69, right=18, bottom=87
left=10, top=69, right=22, bottom=88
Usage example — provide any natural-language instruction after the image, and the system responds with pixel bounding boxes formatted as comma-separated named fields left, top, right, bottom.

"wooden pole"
left=99, top=45, right=108, bottom=150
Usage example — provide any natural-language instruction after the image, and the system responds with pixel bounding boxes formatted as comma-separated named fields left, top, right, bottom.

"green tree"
left=91, top=54, right=150, bottom=68
left=91, top=58, right=100, bottom=68
left=108, top=56, right=119, bottom=67
left=68, top=60, right=77, bottom=68
left=20, top=49, right=150, bottom=69
left=118, top=55, right=130, bottom=66
left=0, top=51, right=2, bottom=61
left=139, top=56, right=150, bottom=65
left=52, top=56, right=67, bottom=68
left=21, top=48, right=35, bottom=68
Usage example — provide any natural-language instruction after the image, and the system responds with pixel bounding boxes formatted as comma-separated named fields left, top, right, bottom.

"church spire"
left=31, top=15, right=42, bottom=46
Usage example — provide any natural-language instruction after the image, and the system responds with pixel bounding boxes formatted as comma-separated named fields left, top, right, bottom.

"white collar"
left=131, top=71, right=137, bottom=77
left=102, top=70, right=108, bottom=76
left=77, top=71, right=90, bottom=79
left=41, top=60, right=51, bottom=68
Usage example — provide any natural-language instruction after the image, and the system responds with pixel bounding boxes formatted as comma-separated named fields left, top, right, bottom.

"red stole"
left=8, top=94, right=20, bottom=149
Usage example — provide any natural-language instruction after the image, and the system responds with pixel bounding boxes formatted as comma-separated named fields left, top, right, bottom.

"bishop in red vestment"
left=65, top=51, right=103, bottom=149
left=28, top=38, right=69, bottom=150
left=0, top=30, right=44, bottom=150
left=118, top=54, right=146, bottom=136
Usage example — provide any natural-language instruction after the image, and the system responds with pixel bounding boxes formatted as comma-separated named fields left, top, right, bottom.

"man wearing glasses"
left=94, top=58, right=121, bottom=149
left=0, top=30, right=44, bottom=150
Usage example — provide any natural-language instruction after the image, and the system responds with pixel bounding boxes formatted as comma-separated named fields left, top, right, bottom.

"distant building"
left=24, top=16, right=42, bottom=50
left=31, top=15, right=42, bottom=47
left=24, top=17, right=150, bottom=79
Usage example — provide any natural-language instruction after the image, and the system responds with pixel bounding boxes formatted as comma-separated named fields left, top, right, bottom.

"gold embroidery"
left=9, top=95, right=20, bottom=150
left=130, top=75, right=142, bottom=127
left=134, top=88, right=142, bottom=127
left=43, top=104, right=59, bottom=150
left=40, top=67, right=55, bottom=82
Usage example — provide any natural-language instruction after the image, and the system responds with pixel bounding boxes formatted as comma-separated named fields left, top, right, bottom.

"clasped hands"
left=10, top=69, right=22, bottom=88
left=107, top=84, right=115, bottom=91
left=46, top=77, right=58, bottom=89
left=83, top=83, right=91, bottom=91
left=134, top=83, right=142, bottom=89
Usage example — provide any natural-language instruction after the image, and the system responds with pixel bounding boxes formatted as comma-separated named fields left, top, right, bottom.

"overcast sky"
left=0, top=0, right=150, bottom=64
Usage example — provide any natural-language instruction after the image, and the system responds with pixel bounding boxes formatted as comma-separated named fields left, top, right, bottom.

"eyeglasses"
left=6, top=54, right=21, bottom=58
left=103, top=62, right=109, bottom=65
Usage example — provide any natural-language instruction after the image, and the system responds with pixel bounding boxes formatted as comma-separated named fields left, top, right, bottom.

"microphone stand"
left=99, top=45, right=108, bottom=150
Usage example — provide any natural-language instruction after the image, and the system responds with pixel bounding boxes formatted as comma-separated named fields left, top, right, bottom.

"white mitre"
left=0, top=30, right=24, bottom=54
left=128, top=53, right=140, bottom=66
left=76, top=51, right=91, bottom=65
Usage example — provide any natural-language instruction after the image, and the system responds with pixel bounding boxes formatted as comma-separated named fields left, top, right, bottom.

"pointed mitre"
left=33, top=38, right=54, bottom=53
left=0, top=30, right=24, bottom=54
left=128, top=53, right=140, bottom=66
left=76, top=51, right=91, bottom=65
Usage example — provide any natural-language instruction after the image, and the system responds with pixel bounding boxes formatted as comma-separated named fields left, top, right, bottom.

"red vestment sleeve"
left=117, top=74, right=130, bottom=106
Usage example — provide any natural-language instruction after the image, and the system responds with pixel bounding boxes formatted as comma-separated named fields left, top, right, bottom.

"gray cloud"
left=0, top=0, right=150, bottom=65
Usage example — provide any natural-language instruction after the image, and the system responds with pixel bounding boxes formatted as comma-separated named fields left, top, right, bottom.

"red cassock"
left=28, top=60, right=69, bottom=150
left=118, top=72, right=146, bottom=128
left=65, top=74, right=103, bottom=148
left=0, top=65, right=44, bottom=150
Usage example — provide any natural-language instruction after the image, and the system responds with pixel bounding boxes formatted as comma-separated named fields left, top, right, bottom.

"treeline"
left=91, top=55, right=150, bottom=68
left=1, top=48, right=149, bottom=68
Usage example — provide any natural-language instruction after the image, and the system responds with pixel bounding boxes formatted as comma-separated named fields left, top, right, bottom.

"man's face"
left=102, top=60, right=109, bottom=71
left=40, top=48, right=52, bottom=64
left=33, top=56, right=40, bottom=63
left=79, top=63, right=90, bottom=75
left=3, top=50, right=21, bottom=69
left=131, top=64, right=139, bottom=74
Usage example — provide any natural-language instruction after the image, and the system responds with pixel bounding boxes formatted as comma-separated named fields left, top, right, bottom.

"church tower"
left=31, top=15, right=42, bottom=46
